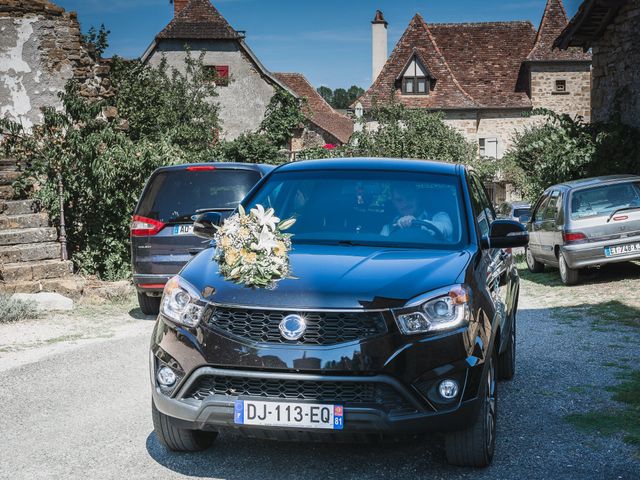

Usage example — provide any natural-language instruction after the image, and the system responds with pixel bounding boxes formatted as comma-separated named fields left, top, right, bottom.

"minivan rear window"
left=570, top=181, right=640, bottom=220
left=136, top=169, right=261, bottom=223
left=513, top=208, right=531, bottom=221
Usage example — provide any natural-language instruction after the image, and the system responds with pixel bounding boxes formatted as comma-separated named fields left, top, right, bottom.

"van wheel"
left=445, top=352, right=497, bottom=467
left=152, top=401, right=217, bottom=452
left=525, top=247, right=544, bottom=273
left=138, top=292, right=161, bottom=315
left=559, top=253, right=579, bottom=285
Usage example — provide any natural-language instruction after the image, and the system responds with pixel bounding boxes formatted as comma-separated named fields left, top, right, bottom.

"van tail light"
left=131, top=215, right=165, bottom=236
left=563, top=231, right=587, bottom=244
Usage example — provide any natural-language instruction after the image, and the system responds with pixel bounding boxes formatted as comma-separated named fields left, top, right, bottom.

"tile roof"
left=554, top=0, right=625, bottom=51
left=527, top=0, right=592, bottom=61
left=356, top=15, right=536, bottom=110
left=156, top=0, right=240, bottom=40
left=273, top=73, right=354, bottom=145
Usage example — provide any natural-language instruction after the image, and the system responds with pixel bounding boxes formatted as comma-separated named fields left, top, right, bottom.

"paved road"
left=1, top=298, right=639, bottom=480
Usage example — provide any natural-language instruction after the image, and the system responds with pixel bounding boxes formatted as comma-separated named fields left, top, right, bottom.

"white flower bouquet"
left=213, top=204, right=296, bottom=288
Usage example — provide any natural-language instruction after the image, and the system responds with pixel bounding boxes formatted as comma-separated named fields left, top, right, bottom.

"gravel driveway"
left=1, top=274, right=639, bottom=480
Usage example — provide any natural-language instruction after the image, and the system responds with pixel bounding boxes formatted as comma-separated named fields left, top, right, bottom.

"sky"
left=54, top=0, right=584, bottom=90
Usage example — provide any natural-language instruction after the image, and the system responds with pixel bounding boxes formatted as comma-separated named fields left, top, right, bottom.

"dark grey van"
left=131, top=163, right=273, bottom=314
left=525, top=175, right=640, bottom=285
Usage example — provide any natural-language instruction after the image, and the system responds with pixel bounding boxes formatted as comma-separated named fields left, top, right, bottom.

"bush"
left=504, top=109, right=640, bottom=201
left=0, top=294, right=38, bottom=323
left=0, top=55, right=220, bottom=280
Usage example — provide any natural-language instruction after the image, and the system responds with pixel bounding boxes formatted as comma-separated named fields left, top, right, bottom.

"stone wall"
left=0, top=0, right=110, bottom=130
left=146, top=39, right=276, bottom=140
left=530, top=62, right=591, bottom=120
left=591, top=0, right=640, bottom=128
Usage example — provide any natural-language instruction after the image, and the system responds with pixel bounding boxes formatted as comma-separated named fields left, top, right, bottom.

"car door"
left=537, top=190, right=562, bottom=264
left=529, top=193, right=550, bottom=259
left=469, top=175, right=508, bottom=337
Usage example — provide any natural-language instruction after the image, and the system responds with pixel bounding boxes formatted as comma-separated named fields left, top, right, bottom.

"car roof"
left=552, top=174, right=640, bottom=190
left=275, top=157, right=462, bottom=175
left=154, top=162, right=275, bottom=175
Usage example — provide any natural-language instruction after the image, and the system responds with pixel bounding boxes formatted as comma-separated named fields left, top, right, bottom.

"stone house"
left=355, top=0, right=592, bottom=203
left=555, top=0, right=640, bottom=129
left=0, top=0, right=109, bottom=130
left=142, top=0, right=353, bottom=146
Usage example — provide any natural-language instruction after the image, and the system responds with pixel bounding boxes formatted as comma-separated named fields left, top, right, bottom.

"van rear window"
left=136, top=169, right=261, bottom=223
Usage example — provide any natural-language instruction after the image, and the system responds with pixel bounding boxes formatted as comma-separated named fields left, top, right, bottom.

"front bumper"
left=563, top=235, right=640, bottom=269
left=151, top=364, right=483, bottom=436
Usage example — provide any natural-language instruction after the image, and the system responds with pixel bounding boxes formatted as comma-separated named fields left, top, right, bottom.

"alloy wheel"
left=485, top=359, right=497, bottom=453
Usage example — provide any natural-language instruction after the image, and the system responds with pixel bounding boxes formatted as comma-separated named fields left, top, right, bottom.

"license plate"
left=173, top=224, right=194, bottom=235
left=604, top=242, right=640, bottom=257
left=234, top=400, right=344, bottom=430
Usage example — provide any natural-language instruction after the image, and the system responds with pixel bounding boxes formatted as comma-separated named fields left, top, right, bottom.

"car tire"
left=498, top=313, right=516, bottom=381
left=152, top=401, right=217, bottom=452
left=138, top=292, right=161, bottom=315
left=525, top=247, right=544, bottom=273
left=559, top=253, right=579, bottom=286
left=445, top=352, right=497, bottom=468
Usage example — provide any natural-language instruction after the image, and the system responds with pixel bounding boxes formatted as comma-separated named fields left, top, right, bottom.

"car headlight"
left=394, top=285, right=470, bottom=335
left=160, top=275, right=204, bottom=327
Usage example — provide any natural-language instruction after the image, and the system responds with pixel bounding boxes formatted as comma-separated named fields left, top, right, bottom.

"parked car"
left=149, top=158, right=529, bottom=467
left=525, top=175, right=640, bottom=285
left=508, top=201, right=532, bottom=224
left=131, top=162, right=273, bottom=314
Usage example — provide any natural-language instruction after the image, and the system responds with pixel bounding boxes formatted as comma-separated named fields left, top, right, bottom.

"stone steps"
left=0, top=170, right=20, bottom=185
left=0, top=158, right=18, bottom=171
left=0, top=212, right=49, bottom=230
left=0, top=276, right=85, bottom=298
left=0, top=185, right=14, bottom=200
left=0, top=242, right=61, bottom=263
left=0, top=259, right=73, bottom=282
left=0, top=199, right=40, bottom=216
left=0, top=227, right=58, bottom=246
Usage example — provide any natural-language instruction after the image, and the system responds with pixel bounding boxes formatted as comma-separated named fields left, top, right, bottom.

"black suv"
left=131, top=162, right=272, bottom=314
left=149, top=158, right=528, bottom=467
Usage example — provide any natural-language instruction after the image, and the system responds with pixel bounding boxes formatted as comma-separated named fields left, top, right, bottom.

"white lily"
left=251, top=204, right=280, bottom=231
left=250, top=226, right=279, bottom=253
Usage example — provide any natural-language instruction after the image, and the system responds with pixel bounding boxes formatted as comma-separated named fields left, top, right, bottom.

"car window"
left=136, top=169, right=261, bottom=223
left=513, top=208, right=531, bottom=222
left=569, top=181, right=640, bottom=220
left=543, top=191, right=561, bottom=222
left=534, top=195, right=551, bottom=222
left=468, top=175, right=493, bottom=237
left=245, top=169, right=468, bottom=249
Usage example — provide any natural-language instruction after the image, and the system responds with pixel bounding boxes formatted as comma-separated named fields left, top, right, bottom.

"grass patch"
left=566, top=369, right=640, bottom=452
left=0, top=294, right=38, bottom=323
left=587, top=301, right=640, bottom=328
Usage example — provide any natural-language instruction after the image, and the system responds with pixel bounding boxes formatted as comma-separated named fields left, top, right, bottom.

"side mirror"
left=482, top=219, right=529, bottom=249
left=193, top=212, right=222, bottom=239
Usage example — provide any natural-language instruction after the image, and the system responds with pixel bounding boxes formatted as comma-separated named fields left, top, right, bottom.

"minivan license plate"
left=173, top=224, right=194, bottom=235
left=234, top=400, right=344, bottom=430
left=604, top=242, right=640, bottom=257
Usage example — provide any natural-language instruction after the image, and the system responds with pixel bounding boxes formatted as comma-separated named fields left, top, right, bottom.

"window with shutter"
left=205, top=65, right=229, bottom=86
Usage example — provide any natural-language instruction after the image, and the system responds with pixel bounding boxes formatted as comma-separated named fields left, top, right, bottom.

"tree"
left=82, top=24, right=110, bottom=57
left=317, top=86, right=333, bottom=106
left=260, top=88, right=306, bottom=147
left=347, top=85, right=365, bottom=105
left=331, top=88, right=350, bottom=109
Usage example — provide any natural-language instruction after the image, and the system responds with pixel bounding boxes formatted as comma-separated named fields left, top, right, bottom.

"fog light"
left=157, top=366, right=177, bottom=387
left=438, top=379, right=459, bottom=399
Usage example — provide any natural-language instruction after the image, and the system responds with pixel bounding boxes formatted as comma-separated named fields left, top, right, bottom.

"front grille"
left=185, top=375, right=416, bottom=415
left=204, top=306, right=387, bottom=345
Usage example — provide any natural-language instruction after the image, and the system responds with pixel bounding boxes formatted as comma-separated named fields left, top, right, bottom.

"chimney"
left=371, top=10, right=388, bottom=83
left=173, top=0, right=189, bottom=16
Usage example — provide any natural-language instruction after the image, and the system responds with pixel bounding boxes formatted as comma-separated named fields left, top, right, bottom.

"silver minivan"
left=525, top=175, right=640, bottom=285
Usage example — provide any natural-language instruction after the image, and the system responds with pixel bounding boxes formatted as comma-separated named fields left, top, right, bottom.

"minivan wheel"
left=445, top=352, right=497, bottom=467
left=152, top=401, right=217, bottom=452
left=525, top=247, right=544, bottom=273
left=559, top=253, right=579, bottom=286
left=138, top=292, right=161, bottom=315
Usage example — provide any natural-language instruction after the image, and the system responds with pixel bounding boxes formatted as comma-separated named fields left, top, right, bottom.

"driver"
left=381, top=185, right=453, bottom=240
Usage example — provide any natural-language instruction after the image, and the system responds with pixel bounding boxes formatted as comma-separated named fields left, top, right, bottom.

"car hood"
left=181, top=243, right=470, bottom=309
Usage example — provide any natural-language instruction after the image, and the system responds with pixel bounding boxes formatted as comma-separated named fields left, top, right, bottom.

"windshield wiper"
left=195, top=207, right=235, bottom=213
left=607, top=205, right=640, bottom=222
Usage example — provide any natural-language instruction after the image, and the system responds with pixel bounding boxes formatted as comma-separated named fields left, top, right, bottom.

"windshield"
left=570, top=181, right=640, bottom=220
left=137, top=169, right=261, bottom=223
left=245, top=169, right=468, bottom=249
